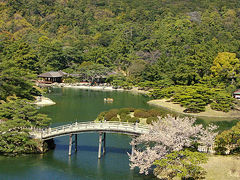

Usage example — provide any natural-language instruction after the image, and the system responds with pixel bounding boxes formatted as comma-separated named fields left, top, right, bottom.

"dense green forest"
left=0, top=0, right=240, bottom=105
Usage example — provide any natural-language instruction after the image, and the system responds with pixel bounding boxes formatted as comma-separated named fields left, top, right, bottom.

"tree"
left=38, top=36, right=69, bottom=71
left=0, top=99, right=50, bottom=154
left=210, top=52, right=240, bottom=84
left=0, top=63, right=39, bottom=101
left=129, top=115, right=218, bottom=177
left=127, top=59, right=146, bottom=83
left=215, top=121, right=240, bottom=155
left=153, top=150, right=207, bottom=179
left=77, top=62, right=110, bottom=82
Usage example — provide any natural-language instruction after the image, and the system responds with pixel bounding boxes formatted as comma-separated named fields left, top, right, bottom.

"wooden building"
left=38, top=71, right=67, bottom=83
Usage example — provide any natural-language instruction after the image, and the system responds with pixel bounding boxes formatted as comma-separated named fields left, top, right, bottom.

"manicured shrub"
left=104, top=109, right=118, bottom=121
left=110, top=117, right=120, bottom=121
left=134, top=109, right=151, bottom=118
left=120, top=113, right=127, bottom=120
left=151, top=85, right=234, bottom=113
left=148, top=109, right=162, bottom=117
left=121, top=114, right=131, bottom=122
left=118, top=108, right=131, bottom=115
left=128, top=117, right=140, bottom=123
left=146, top=117, right=158, bottom=124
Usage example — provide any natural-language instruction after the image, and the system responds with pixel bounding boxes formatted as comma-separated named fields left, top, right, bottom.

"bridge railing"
left=34, top=121, right=149, bottom=139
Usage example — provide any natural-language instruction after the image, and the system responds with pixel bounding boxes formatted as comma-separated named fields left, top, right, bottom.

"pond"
left=0, top=88, right=238, bottom=180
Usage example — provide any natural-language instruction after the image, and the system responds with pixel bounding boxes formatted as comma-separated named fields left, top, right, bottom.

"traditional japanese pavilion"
left=233, top=90, right=240, bottom=99
left=38, top=71, right=67, bottom=83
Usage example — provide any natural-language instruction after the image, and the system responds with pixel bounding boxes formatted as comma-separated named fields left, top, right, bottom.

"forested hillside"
left=0, top=0, right=240, bottom=111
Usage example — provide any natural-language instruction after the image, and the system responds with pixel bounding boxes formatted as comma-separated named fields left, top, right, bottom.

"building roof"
left=233, top=90, right=240, bottom=95
left=38, top=71, right=67, bottom=78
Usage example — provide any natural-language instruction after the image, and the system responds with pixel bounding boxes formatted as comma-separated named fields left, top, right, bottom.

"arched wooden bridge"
left=31, top=121, right=149, bottom=158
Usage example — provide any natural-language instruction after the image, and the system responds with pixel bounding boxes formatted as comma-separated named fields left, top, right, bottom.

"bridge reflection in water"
left=32, top=121, right=149, bottom=159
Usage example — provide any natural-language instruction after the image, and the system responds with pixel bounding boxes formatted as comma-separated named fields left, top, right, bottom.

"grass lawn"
left=202, top=155, right=240, bottom=180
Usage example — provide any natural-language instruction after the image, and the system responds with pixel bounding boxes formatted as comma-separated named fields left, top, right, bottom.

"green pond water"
left=0, top=88, right=238, bottom=180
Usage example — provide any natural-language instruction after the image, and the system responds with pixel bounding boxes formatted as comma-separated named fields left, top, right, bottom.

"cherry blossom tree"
left=129, top=115, right=218, bottom=175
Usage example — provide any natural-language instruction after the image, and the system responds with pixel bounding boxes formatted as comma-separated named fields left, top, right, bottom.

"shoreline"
left=52, top=83, right=149, bottom=94
left=148, top=99, right=240, bottom=119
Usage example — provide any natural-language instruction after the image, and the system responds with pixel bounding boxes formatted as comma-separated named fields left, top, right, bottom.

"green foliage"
left=151, top=86, right=180, bottom=99
left=128, top=117, right=140, bottom=123
left=120, top=113, right=131, bottom=122
left=146, top=117, right=158, bottom=124
left=214, top=121, right=240, bottom=154
left=0, top=0, right=239, bottom=105
left=148, top=109, right=162, bottom=117
left=153, top=150, right=207, bottom=179
left=134, top=109, right=151, bottom=118
left=110, top=117, right=119, bottom=121
left=118, top=108, right=131, bottom=115
left=112, top=80, right=133, bottom=89
left=0, top=34, right=40, bottom=101
left=104, top=109, right=118, bottom=121
left=76, top=62, right=111, bottom=82
left=97, top=111, right=107, bottom=121
left=0, top=99, right=51, bottom=154
left=211, top=52, right=240, bottom=83
left=97, top=108, right=161, bottom=123
left=105, top=74, right=126, bottom=84
left=0, top=99, right=50, bottom=128
left=210, top=91, right=233, bottom=112
left=63, top=77, right=79, bottom=83
left=1, top=0, right=240, bottom=154
left=151, top=85, right=234, bottom=113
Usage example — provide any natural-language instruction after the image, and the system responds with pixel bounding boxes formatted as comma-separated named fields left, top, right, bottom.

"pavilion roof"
left=233, top=90, right=240, bottom=95
left=38, top=71, right=67, bottom=78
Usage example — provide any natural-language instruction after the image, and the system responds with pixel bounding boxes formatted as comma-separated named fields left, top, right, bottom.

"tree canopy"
left=0, top=99, right=50, bottom=154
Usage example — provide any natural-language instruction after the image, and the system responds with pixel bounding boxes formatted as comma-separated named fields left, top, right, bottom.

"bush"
left=111, top=80, right=133, bottom=89
left=118, top=108, right=131, bottom=115
left=148, top=109, right=162, bottom=117
left=134, top=109, right=151, bottom=118
left=97, top=111, right=106, bottom=121
left=214, top=146, right=228, bottom=155
left=214, top=122, right=240, bottom=155
left=120, top=114, right=131, bottom=122
left=111, top=80, right=124, bottom=88
left=120, top=113, right=127, bottom=119
left=122, top=82, right=133, bottom=90
left=128, top=117, right=140, bottom=123
left=146, top=117, right=158, bottom=124
left=104, top=109, right=118, bottom=121
left=110, top=117, right=120, bottom=121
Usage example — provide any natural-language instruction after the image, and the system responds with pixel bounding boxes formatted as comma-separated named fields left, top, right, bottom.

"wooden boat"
left=104, top=98, right=114, bottom=103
